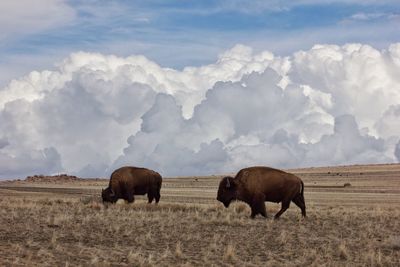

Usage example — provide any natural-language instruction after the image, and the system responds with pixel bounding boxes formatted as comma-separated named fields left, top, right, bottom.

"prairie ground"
left=1, top=164, right=400, bottom=266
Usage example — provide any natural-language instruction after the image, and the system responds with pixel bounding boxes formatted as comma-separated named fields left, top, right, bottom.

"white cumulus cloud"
left=0, top=43, right=400, bottom=178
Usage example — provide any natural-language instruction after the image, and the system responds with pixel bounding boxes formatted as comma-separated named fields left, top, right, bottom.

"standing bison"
left=102, top=166, right=162, bottom=204
left=217, top=166, right=306, bottom=219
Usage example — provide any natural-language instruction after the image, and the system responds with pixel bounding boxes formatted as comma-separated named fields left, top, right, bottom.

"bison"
left=217, top=166, right=306, bottom=219
left=102, top=166, right=162, bottom=204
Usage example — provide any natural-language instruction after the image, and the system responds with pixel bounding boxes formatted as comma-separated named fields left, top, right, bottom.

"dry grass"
left=0, top=164, right=400, bottom=266
left=0, top=197, right=399, bottom=266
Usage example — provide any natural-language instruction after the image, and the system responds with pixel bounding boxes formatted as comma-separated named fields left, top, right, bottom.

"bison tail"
left=300, top=180, right=304, bottom=196
left=157, top=174, right=162, bottom=188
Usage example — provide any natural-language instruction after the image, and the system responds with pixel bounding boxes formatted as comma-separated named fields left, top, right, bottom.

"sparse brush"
left=364, top=249, right=383, bottom=267
left=88, top=201, right=103, bottom=210
left=54, top=199, right=65, bottom=204
left=147, top=253, right=155, bottom=265
left=127, top=250, right=155, bottom=266
left=90, top=255, right=100, bottom=265
left=80, top=196, right=92, bottom=205
left=205, top=205, right=220, bottom=213
left=116, top=199, right=127, bottom=205
left=233, top=203, right=247, bottom=214
left=47, top=214, right=56, bottom=226
left=51, top=231, right=57, bottom=245
left=222, top=213, right=232, bottom=224
left=385, top=236, right=400, bottom=250
left=223, top=243, right=236, bottom=261
left=208, top=240, right=218, bottom=253
left=338, top=242, right=349, bottom=260
left=175, top=242, right=183, bottom=258
left=277, top=230, right=288, bottom=245
left=304, top=248, right=318, bottom=264
left=144, top=230, right=152, bottom=242
left=13, top=243, right=24, bottom=255
left=127, top=250, right=140, bottom=263
left=162, top=247, right=171, bottom=259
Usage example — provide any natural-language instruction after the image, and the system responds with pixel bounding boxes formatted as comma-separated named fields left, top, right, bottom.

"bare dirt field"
left=1, top=164, right=400, bottom=266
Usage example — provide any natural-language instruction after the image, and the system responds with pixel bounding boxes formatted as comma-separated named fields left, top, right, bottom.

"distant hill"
left=25, top=174, right=82, bottom=183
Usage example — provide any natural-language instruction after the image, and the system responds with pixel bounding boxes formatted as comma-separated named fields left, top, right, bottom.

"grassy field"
left=1, top=164, right=400, bottom=266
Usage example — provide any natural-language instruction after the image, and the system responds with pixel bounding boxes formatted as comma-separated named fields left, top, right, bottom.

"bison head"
left=102, top=187, right=117, bottom=203
left=217, top=176, right=237, bottom=208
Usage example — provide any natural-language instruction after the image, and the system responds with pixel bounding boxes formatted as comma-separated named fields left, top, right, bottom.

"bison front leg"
left=127, top=192, right=135, bottom=203
left=250, top=194, right=267, bottom=219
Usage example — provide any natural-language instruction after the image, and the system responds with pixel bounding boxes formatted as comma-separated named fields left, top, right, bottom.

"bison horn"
left=226, top=178, right=231, bottom=188
left=110, top=189, right=115, bottom=196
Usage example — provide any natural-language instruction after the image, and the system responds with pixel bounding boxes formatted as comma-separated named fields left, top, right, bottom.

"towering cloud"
left=0, top=43, right=399, bottom=178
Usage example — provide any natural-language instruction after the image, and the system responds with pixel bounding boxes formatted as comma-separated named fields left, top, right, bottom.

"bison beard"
left=217, top=166, right=306, bottom=219
left=102, top=187, right=118, bottom=203
left=102, top=166, right=162, bottom=204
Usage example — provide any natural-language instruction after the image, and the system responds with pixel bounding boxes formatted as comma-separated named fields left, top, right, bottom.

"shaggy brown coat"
left=217, top=166, right=306, bottom=219
left=102, top=166, right=162, bottom=204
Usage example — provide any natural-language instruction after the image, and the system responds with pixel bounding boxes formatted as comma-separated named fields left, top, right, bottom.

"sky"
left=0, top=0, right=400, bottom=178
left=1, top=0, right=400, bottom=86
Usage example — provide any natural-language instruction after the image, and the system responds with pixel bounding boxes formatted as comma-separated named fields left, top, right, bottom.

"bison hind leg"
left=147, top=193, right=154, bottom=203
left=152, top=186, right=161, bottom=204
left=292, top=195, right=306, bottom=217
left=155, top=192, right=160, bottom=204
left=148, top=187, right=160, bottom=204
left=274, top=200, right=290, bottom=219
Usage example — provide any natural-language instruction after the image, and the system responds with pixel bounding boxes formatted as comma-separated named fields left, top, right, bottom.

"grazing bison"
left=217, top=166, right=306, bottom=219
left=102, top=166, right=162, bottom=204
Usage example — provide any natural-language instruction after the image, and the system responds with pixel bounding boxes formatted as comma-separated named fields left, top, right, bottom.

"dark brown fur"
left=102, top=166, right=162, bottom=204
left=217, top=166, right=306, bottom=219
